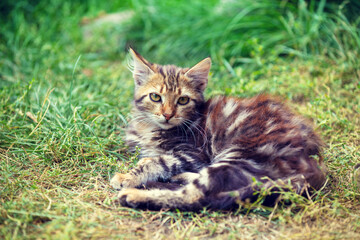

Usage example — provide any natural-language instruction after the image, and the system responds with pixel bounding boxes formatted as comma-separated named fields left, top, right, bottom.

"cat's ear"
left=128, top=48, right=154, bottom=86
left=185, top=57, right=211, bottom=92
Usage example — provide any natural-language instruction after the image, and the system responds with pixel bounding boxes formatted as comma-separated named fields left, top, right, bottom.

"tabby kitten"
left=110, top=48, right=326, bottom=211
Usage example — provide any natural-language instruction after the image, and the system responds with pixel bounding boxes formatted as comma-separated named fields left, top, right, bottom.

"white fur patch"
left=226, top=111, right=251, bottom=134
left=223, top=99, right=237, bottom=118
left=264, top=124, right=276, bottom=135
left=276, top=145, right=302, bottom=157
left=198, top=168, right=210, bottom=188
left=257, top=143, right=276, bottom=155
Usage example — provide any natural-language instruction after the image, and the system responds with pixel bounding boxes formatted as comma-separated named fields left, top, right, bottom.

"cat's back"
left=203, top=95, right=323, bottom=171
left=204, top=94, right=296, bottom=136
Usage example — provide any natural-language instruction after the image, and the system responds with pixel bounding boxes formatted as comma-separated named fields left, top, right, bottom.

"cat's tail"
left=208, top=172, right=327, bottom=210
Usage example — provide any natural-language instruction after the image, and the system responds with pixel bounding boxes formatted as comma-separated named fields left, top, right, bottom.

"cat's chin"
left=157, top=122, right=176, bottom=130
left=153, top=120, right=181, bottom=130
left=150, top=116, right=184, bottom=130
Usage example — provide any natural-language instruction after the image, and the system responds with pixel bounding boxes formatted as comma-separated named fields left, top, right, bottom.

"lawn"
left=1, top=0, right=360, bottom=239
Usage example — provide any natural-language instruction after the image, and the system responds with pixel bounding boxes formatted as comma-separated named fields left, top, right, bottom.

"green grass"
left=1, top=0, right=360, bottom=239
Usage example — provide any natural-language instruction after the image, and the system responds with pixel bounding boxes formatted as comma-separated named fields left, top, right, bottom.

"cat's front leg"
left=110, top=157, right=153, bottom=189
left=110, top=156, right=177, bottom=190
left=110, top=172, right=140, bottom=190
left=110, top=152, right=206, bottom=190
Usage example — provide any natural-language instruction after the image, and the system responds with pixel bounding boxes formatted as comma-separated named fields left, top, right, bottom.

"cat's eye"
left=178, top=96, right=190, bottom=105
left=149, top=93, right=161, bottom=102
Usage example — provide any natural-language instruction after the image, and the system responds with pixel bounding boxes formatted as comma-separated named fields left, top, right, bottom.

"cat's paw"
left=110, top=173, right=140, bottom=190
left=117, top=188, right=148, bottom=209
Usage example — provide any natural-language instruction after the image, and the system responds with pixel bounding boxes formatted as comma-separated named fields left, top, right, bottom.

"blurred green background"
left=1, top=0, right=360, bottom=74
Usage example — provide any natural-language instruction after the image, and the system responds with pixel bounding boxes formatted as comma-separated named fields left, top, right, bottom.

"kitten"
left=110, top=48, right=326, bottom=211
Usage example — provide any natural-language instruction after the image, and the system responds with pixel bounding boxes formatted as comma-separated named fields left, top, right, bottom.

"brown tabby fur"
left=110, top=48, right=326, bottom=211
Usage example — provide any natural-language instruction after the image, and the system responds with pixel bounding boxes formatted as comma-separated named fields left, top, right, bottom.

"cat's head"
left=129, top=48, right=211, bottom=129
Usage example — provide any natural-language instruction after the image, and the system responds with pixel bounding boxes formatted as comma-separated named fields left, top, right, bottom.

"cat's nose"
left=163, top=113, right=174, bottom=121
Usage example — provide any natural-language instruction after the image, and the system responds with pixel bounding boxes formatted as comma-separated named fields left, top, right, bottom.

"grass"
left=1, top=0, right=360, bottom=239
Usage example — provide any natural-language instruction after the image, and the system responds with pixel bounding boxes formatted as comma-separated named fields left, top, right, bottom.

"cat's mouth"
left=152, top=116, right=183, bottom=129
left=161, top=120, right=173, bottom=127
left=157, top=119, right=180, bottom=129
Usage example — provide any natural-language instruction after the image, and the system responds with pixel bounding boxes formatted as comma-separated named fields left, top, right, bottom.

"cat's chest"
left=125, top=123, right=168, bottom=156
left=126, top=122, right=196, bottom=156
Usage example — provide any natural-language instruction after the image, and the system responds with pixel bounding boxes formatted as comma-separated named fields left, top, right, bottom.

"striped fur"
left=110, top=49, right=326, bottom=211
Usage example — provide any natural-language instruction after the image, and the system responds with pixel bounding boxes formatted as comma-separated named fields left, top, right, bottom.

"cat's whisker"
left=179, top=124, right=189, bottom=142
left=182, top=120, right=197, bottom=146
left=170, top=117, right=189, bottom=142
left=131, top=116, right=153, bottom=129
left=183, top=119, right=207, bottom=149
left=194, top=110, right=207, bottom=116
